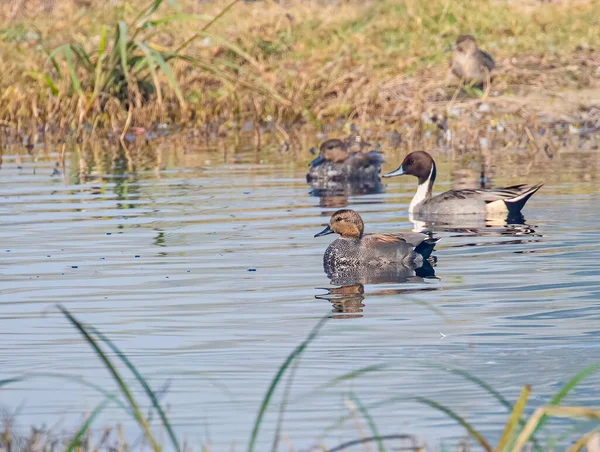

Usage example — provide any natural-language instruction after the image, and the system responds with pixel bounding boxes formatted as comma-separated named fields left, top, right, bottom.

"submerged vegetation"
left=0, top=0, right=599, bottom=151
left=2, top=308, right=600, bottom=451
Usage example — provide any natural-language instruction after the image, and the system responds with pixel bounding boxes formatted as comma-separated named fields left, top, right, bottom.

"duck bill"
left=308, top=155, right=325, bottom=168
left=444, top=44, right=455, bottom=53
left=382, top=165, right=405, bottom=178
left=314, top=225, right=333, bottom=237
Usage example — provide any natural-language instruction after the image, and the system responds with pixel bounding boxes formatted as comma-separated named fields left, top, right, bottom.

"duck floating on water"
left=314, top=209, right=439, bottom=278
left=383, top=151, right=542, bottom=218
left=307, top=139, right=384, bottom=183
left=450, top=34, right=495, bottom=86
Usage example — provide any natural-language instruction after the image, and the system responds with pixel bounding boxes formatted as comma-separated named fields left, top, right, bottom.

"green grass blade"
left=117, top=21, right=130, bottom=84
left=292, top=364, right=387, bottom=405
left=201, top=0, right=240, bottom=32
left=47, top=43, right=70, bottom=60
left=439, top=366, right=512, bottom=410
left=135, top=42, right=162, bottom=102
left=532, top=361, right=600, bottom=437
left=57, top=304, right=160, bottom=452
left=151, top=50, right=184, bottom=105
left=131, top=0, right=178, bottom=39
left=132, top=0, right=163, bottom=33
left=25, top=72, right=59, bottom=96
left=88, top=324, right=180, bottom=452
left=247, top=314, right=328, bottom=452
left=181, top=55, right=291, bottom=107
left=347, top=393, right=384, bottom=452
left=0, top=377, right=27, bottom=387
left=271, top=356, right=301, bottom=452
left=97, top=24, right=106, bottom=60
left=197, top=30, right=262, bottom=71
left=70, top=43, right=94, bottom=72
left=48, top=45, right=82, bottom=94
left=46, top=45, right=65, bottom=76
left=2, top=372, right=135, bottom=424
left=496, top=384, right=531, bottom=452
left=271, top=363, right=387, bottom=442
left=42, top=74, right=59, bottom=96
left=67, top=396, right=113, bottom=452
left=147, top=14, right=213, bottom=27
left=415, top=397, right=492, bottom=452
left=436, top=365, right=542, bottom=451
left=550, top=362, right=600, bottom=405
left=320, top=364, right=387, bottom=390
left=175, top=0, right=241, bottom=53
left=319, top=395, right=407, bottom=440
left=63, top=46, right=83, bottom=95
left=91, top=25, right=107, bottom=100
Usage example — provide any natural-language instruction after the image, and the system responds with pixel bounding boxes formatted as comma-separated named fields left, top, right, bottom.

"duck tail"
left=414, top=237, right=440, bottom=260
left=505, top=183, right=543, bottom=215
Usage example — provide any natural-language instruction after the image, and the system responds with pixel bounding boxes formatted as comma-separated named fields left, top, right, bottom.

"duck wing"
left=436, top=184, right=540, bottom=203
left=365, top=232, right=434, bottom=247
left=364, top=233, right=439, bottom=260
left=346, top=150, right=384, bottom=168
left=366, top=233, right=410, bottom=245
left=477, top=49, right=495, bottom=71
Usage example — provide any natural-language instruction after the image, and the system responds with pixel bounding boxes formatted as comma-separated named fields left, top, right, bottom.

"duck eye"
left=408, top=159, right=414, bottom=165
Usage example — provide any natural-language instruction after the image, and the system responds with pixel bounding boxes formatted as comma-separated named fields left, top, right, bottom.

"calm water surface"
left=1, top=144, right=600, bottom=450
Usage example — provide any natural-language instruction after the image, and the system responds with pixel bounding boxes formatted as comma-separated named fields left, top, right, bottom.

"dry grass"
left=0, top=0, right=599, bottom=153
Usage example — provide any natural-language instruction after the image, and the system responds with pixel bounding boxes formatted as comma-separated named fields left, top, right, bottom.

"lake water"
left=1, top=142, right=600, bottom=450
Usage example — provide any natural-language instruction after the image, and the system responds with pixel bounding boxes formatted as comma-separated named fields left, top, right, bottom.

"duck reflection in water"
left=317, top=276, right=440, bottom=318
left=316, top=284, right=365, bottom=319
left=307, top=138, right=385, bottom=207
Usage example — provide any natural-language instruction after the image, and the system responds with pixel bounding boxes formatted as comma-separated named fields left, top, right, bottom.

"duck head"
left=309, top=139, right=348, bottom=168
left=455, top=34, right=478, bottom=55
left=314, top=209, right=364, bottom=239
left=383, top=151, right=435, bottom=185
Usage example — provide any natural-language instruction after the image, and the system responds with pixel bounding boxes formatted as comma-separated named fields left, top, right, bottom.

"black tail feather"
left=414, top=237, right=440, bottom=260
left=505, top=183, right=543, bottom=215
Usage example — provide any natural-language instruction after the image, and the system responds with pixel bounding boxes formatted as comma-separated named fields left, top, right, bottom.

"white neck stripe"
left=408, top=164, right=434, bottom=213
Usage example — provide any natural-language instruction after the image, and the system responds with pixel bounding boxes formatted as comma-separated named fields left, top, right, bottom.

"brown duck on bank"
left=307, top=139, right=384, bottom=182
left=450, top=34, right=495, bottom=86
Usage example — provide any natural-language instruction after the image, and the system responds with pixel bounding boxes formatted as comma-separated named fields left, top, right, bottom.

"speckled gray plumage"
left=308, top=178, right=384, bottom=198
left=326, top=260, right=436, bottom=285
left=323, top=233, right=436, bottom=276
left=307, top=151, right=384, bottom=182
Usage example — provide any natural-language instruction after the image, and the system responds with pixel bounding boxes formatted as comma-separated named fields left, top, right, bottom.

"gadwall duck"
left=307, top=139, right=384, bottom=182
left=383, top=151, right=542, bottom=217
left=314, top=209, right=438, bottom=274
left=450, top=35, right=495, bottom=86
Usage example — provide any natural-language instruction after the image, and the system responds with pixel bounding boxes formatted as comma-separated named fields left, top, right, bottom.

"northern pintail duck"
left=450, top=35, right=495, bottom=86
left=383, top=151, right=542, bottom=217
left=307, top=139, right=384, bottom=182
left=314, top=209, right=438, bottom=275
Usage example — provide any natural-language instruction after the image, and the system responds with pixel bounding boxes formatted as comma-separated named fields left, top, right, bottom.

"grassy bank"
left=1, top=0, right=600, bottom=150
left=2, top=308, right=600, bottom=451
